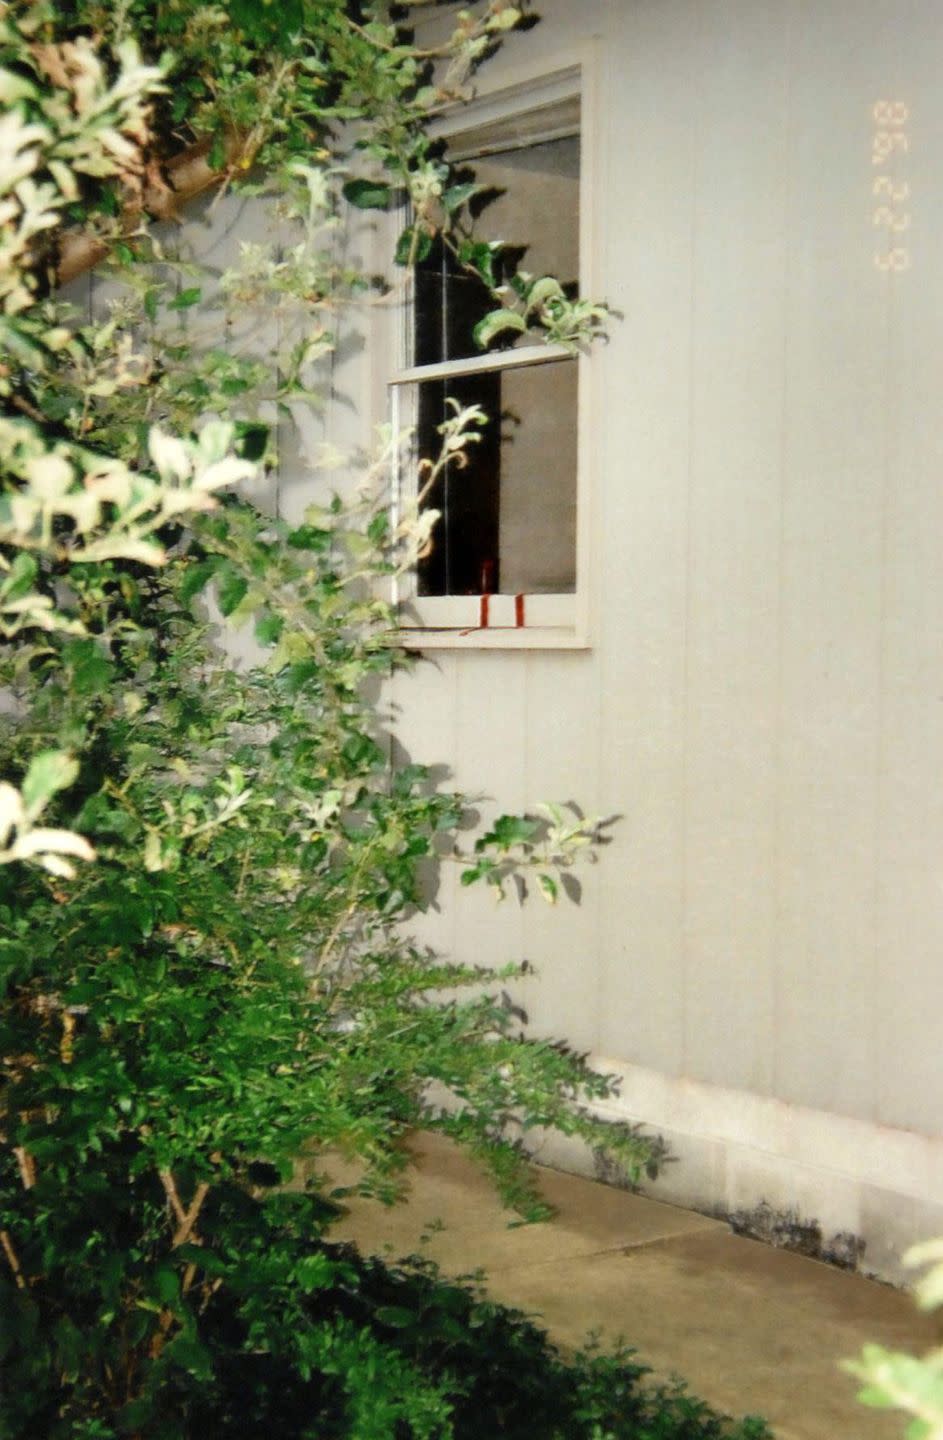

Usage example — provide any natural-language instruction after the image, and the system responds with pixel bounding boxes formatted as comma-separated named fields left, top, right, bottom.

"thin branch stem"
left=11, top=394, right=46, bottom=425
left=0, top=1229, right=26, bottom=1290
left=159, top=1168, right=186, bottom=1227
left=174, top=1181, right=209, bottom=1249
left=14, top=1146, right=36, bottom=1190
left=344, top=5, right=503, bottom=60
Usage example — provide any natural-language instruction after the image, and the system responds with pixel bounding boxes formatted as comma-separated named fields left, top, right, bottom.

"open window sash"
left=391, top=343, right=585, bottom=642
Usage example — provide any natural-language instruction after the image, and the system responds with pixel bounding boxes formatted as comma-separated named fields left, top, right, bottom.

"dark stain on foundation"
left=589, top=1149, right=869, bottom=1275
left=728, top=1200, right=866, bottom=1271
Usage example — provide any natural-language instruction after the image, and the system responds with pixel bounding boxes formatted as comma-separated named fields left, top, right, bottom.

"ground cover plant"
left=2, top=3, right=768, bottom=1435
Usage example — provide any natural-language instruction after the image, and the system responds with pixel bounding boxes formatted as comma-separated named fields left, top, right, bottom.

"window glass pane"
left=416, top=358, right=577, bottom=597
left=414, top=132, right=580, bottom=365
left=413, top=244, right=493, bottom=369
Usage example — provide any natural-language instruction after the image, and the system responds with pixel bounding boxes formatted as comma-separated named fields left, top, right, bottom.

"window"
left=390, top=65, right=592, bottom=648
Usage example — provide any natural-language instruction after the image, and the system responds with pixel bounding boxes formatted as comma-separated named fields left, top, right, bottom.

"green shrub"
left=1, top=6, right=758, bottom=1437
left=2, top=1173, right=771, bottom=1439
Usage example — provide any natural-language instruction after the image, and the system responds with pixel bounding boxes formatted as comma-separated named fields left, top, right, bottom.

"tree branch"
left=11, top=394, right=47, bottom=425
left=55, top=134, right=249, bottom=288
left=158, top=1168, right=186, bottom=1227
left=172, top=1182, right=209, bottom=1249
left=14, top=1147, right=36, bottom=1190
left=159, top=1170, right=210, bottom=1248
left=0, top=1229, right=26, bottom=1290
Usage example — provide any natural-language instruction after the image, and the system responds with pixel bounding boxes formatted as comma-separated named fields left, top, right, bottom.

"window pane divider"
left=391, top=341, right=574, bottom=387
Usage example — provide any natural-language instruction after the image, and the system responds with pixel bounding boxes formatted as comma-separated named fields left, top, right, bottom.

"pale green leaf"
left=21, top=751, right=79, bottom=820
left=16, top=826, right=95, bottom=862
left=473, top=309, right=527, bottom=349
left=537, top=873, right=558, bottom=905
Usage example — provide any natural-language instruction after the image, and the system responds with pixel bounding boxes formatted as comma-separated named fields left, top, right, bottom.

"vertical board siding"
left=520, top=652, right=602, bottom=1053
left=874, top=0, right=943, bottom=1134
left=377, top=0, right=943, bottom=1139
left=772, top=0, right=898, bottom=1120
left=448, top=655, right=527, bottom=983
left=593, top=0, right=698, bottom=1075
left=680, top=0, right=789, bottom=1094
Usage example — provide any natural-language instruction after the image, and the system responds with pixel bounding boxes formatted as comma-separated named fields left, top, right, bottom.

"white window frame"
left=389, top=52, right=598, bottom=651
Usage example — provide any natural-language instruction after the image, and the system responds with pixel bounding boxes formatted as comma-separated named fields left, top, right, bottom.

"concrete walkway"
left=328, top=1133, right=939, bottom=1440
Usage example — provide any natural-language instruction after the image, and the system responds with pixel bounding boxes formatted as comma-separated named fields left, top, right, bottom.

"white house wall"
left=388, top=0, right=943, bottom=1283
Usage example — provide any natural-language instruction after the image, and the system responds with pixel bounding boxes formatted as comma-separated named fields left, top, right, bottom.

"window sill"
left=397, top=625, right=589, bottom=652
left=395, top=591, right=588, bottom=649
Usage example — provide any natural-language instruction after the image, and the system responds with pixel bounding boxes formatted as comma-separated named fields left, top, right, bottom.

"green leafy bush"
left=1, top=4, right=761, bottom=1436
left=1, top=467, right=669, bottom=1431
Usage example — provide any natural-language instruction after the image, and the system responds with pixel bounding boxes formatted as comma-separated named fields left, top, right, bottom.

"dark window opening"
left=410, top=128, right=581, bottom=602
left=415, top=359, right=578, bottom=597
left=417, top=372, right=501, bottom=596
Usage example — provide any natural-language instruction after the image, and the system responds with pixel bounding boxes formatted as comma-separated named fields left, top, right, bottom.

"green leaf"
left=168, top=287, right=203, bottom=311
left=165, top=1333, right=213, bottom=1380
left=479, top=814, right=538, bottom=852
left=228, top=0, right=304, bottom=44
left=296, top=1253, right=334, bottom=1292
left=21, top=751, right=80, bottom=818
left=96, top=184, right=119, bottom=217
left=287, top=525, right=331, bottom=552
left=461, top=859, right=494, bottom=886
left=153, top=1266, right=179, bottom=1305
left=208, top=130, right=227, bottom=171
left=62, top=638, right=115, bottom=696
left=395, top=225, right=433, bottom=266
left=179, top=559, right=220, bottom=606
left=143, top=287, right=161, bottom=323
left=216, top=564, right=249, bottom=617
left=524, top=276, right=565, bottom=315
left=0, top=552, right=38, bottom=602
left=375, top=1305, right=416, bottom=1329
left=367, top=511, right=388, bottom=544
left=343, top=178, right=392, bottom=210
left=341, top=732, right=383, bottom=768
left=458, top=239, right=498, bottom=288
left=537, top=874, right=558, bottom=905
left=473, top=309, right=527, bottom=349
left=443, top=182, right=484, bottom=213
left=254, top=611, right=284, bottom=645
